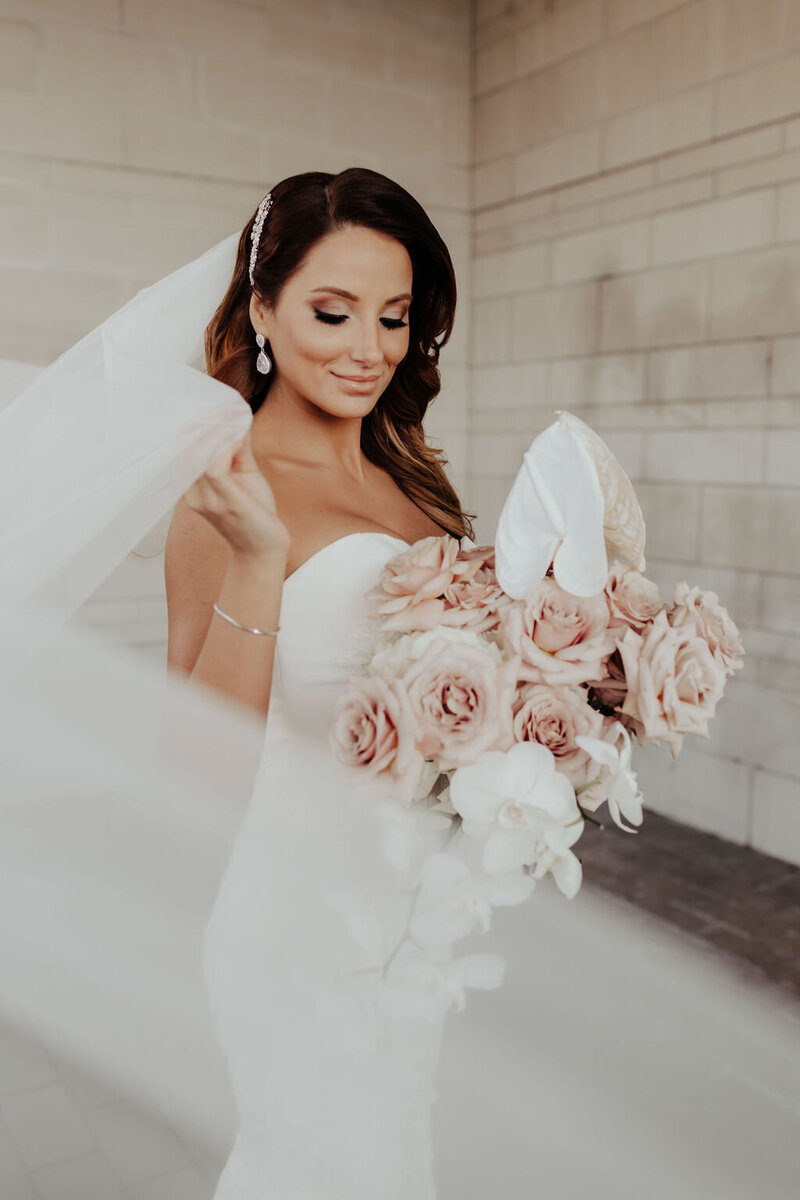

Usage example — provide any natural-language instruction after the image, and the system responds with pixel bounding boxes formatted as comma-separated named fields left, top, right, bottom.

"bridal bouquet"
left=326, top=413, right=744, bottom=1019
left=331, top=537, right=744, bottom=882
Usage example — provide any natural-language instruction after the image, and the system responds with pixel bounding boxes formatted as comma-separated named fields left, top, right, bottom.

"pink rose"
left=365, top=535, right=462, bottom=633
left=605, top=565, right=665, bottom=634
left=438, top=545, right=513, bottom=634
left=512, top=683, right=604, bottom=786
left=398, top=635, right=515, bottom=771
left=330, top=675, right=422, bottom=803
left=618, top=611, right=726, bottom=757
left=500, top=578, right=615, bottom=687
left=669, top=580, right=744, bottom=677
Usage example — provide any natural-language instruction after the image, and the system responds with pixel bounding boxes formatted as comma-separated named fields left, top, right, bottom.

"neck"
left=251, top=377, right=370, bottom=482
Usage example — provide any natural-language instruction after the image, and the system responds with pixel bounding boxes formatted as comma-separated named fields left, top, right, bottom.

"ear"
left=248, top=292, right=271, bottom=334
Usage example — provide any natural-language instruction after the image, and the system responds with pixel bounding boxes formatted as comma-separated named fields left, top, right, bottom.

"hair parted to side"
left=205, top=166, right=475, bottom=541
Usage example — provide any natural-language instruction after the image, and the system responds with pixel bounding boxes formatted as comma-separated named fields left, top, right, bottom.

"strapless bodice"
left=266, top=531, right=409, bottom=742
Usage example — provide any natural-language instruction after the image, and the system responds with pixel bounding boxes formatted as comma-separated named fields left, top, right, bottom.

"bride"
left=0, top=166, right=798, bottom=1200
left=166, top=168, right=457, bottom=717
left=169, top=168, right=468, bottom=1198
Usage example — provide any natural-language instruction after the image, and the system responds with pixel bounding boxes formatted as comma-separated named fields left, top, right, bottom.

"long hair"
left=205, top=167, right=474, bottom=540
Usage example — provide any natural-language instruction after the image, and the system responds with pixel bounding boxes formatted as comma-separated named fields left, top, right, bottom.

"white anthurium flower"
left=449, top=742, right=584, bottom=899
left=409, top=852, right=535, bottom=949
left=381, top=941, right=507, bottom=1020
left=575, top=721, right=644, bottom=833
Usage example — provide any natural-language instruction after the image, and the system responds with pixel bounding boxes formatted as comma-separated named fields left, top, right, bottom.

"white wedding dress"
left=204, top=532, right=445, bottom=1200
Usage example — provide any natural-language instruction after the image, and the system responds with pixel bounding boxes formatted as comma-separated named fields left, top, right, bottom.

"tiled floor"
left=1, top=813, right=797, bottom=1198
left=579, top=808, right=800, bottom=1001
left=0, top=1032, right=220, bottom=1200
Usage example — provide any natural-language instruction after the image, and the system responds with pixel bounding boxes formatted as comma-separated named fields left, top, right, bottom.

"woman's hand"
left=182, top=430, right=290, bottom=561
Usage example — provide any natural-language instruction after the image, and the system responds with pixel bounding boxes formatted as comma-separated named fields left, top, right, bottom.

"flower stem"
left=577, top=806, right=605, bottom=830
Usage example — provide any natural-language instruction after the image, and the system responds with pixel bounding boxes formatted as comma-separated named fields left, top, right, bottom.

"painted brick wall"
left=469, top=0, right=800, bottom=863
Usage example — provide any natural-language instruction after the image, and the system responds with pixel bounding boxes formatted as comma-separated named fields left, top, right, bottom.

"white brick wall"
left=469, top=0, right=800, bottom=866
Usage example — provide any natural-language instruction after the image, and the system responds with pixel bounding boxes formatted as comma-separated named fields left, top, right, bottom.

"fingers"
left=183, top=431, right=269, bottom=522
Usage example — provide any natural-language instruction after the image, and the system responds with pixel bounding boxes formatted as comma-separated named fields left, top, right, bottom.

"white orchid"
left=323, top=889, right=386, bottom=960
left=575, top=721, right=643, bottom=833
left=381, top=941, right=507, bottom=1019
left=373, top=796, right=454, bottom=880
left=449, top=742, right=584, bottom=899
left=409, top=851, right=536, bottom=949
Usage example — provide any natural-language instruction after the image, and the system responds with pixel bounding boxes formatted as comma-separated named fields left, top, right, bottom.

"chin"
left=322, top=383, right=385, bottom=418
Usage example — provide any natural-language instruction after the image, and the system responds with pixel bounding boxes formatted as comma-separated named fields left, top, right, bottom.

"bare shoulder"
left=164, top=496, right=231, bottom=673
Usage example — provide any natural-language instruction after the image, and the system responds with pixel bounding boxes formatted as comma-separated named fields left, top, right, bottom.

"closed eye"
left=313, top=309, right=407, bottom=330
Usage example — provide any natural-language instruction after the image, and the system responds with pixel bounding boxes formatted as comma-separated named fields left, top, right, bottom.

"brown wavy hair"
left=205, top=167, right=474, bottom=541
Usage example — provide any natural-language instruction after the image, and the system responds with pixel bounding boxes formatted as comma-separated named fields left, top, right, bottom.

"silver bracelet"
left=213, top=601, right=279, bottom=637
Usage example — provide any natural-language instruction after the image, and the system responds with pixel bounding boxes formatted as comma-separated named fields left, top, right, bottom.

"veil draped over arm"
left=0, top=233, right=264, bottom=1150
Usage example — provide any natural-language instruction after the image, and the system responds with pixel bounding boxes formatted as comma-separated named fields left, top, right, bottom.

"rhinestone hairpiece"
left=248, top=191, right=273, bottom=286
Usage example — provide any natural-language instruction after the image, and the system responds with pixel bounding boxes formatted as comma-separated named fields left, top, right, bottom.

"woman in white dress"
left=0, top=166, right=798, bottom=1200
left=167, top=168, right=470, bottom=1198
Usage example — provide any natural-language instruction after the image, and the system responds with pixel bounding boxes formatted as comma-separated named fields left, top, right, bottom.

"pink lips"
left=333, top=373, right=380, bottom=383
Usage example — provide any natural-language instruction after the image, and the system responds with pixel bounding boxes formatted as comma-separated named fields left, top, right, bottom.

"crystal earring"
left=255, top=332, right=272, bottom=375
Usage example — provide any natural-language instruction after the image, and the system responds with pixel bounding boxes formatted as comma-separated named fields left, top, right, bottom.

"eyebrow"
left=309, top=286, right=412, bottom=304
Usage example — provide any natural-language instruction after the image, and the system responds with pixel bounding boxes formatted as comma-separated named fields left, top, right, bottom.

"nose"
left=348, top=320, right=384, bottom=369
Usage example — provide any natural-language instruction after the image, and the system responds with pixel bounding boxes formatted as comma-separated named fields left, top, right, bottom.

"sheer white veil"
left=0, top=232, right=267, bottom=1150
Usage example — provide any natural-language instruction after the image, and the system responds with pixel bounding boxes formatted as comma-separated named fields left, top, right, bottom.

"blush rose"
left=398, top=635, right=516, bottom=771
left=512, top=682, right=604, bottom=786
left=669, top=580, right=744, bottom=677
left=604, top=565, right=665, bottom=634
left=330, top=675, right=422, bottom=803
left=437, top=545, right=513, bottom=635
left=500, top=578, right=614, bottom=687
left=364, top=535, right=462, bottom=633
left=618, top=610, right=727, bottom=756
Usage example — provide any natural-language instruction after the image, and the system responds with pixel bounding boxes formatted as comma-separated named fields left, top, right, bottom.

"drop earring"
left=255, top=332, right=272, bottom=375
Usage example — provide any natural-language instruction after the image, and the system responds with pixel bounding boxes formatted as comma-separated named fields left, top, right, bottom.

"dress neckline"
left=283, top=531, right=412, bottom=586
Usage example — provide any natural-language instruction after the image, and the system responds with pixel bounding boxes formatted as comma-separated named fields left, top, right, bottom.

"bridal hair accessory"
left=213, top=601, right=279, bottom=636
left=248, top=191, right=273, bottom=285
left=255, top=331, right=272, bottom=375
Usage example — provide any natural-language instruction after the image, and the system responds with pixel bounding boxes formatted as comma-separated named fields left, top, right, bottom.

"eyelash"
left=313, top=309, right=408, bottom=330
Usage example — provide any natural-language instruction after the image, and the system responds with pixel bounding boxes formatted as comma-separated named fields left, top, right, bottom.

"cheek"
left=384, top=332, right=409, bottom=369
left=288, top=327, right=340, bottom=366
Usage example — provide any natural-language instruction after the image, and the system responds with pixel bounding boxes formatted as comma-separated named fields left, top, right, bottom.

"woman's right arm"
left=165, top=431, right=291, bottom=720
left=165, top=501, right=287, bottom=718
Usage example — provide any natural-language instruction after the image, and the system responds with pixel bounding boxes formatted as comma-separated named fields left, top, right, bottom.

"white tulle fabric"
left=0, top=231, right=260, bottom=1153
left=0, top=231, right=799, bottom=1200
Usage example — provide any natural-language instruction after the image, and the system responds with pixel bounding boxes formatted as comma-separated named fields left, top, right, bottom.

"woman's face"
left=250, top=223, right=413, bottom=417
